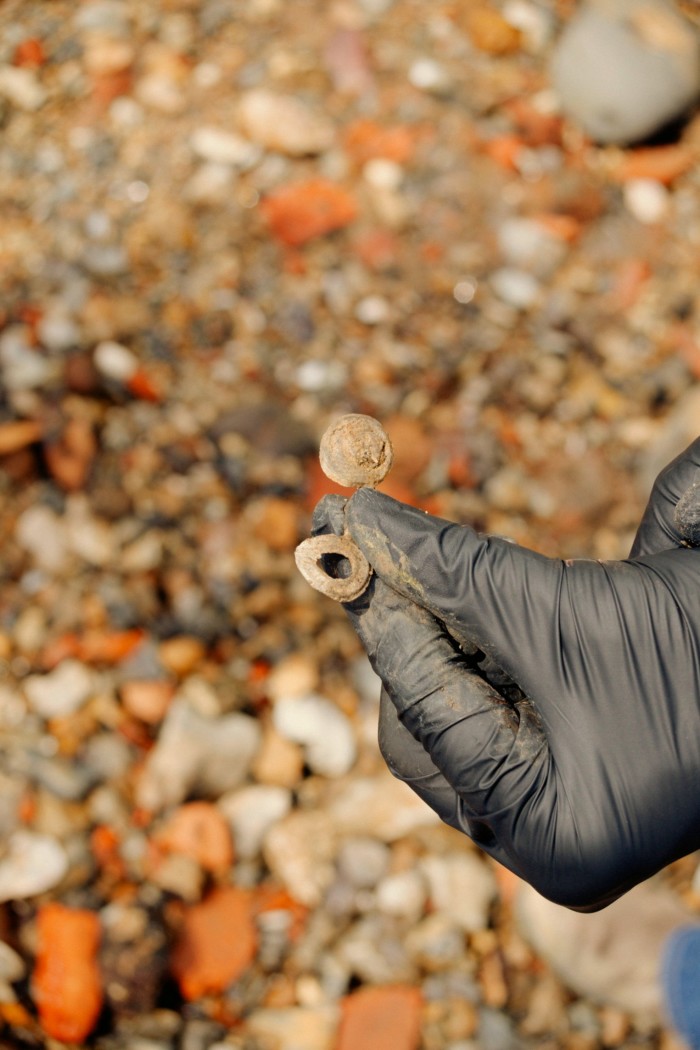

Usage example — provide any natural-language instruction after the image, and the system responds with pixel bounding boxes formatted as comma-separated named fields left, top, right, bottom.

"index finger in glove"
left=344, top=486, right=564, bottom=695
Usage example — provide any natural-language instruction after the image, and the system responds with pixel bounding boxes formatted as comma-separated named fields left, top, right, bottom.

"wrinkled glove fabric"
left=313, top=438, right=700, bottom=912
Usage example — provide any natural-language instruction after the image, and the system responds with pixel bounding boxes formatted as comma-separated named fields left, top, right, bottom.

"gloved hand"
left=312, top=438, right=700, bottom=912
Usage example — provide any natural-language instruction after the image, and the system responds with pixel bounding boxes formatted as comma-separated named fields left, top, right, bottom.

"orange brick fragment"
left=261, top=178, right=357, bottom=247
left=13, top=38, right=46, bottom=68
left=343, top=119, right=418, bottom=164
left=610, top=144, right=695, bottom=185
left=170, top=886, right=257, bottom=1000
left=33, top=903, right=103, bottom=1043
left=154, top=801, right=234, bottom=875
left=337, top=985, right=423, bottom=1050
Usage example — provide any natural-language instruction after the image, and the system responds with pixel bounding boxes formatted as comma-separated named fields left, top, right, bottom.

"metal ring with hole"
left=294, top=534, right=371, bottom=602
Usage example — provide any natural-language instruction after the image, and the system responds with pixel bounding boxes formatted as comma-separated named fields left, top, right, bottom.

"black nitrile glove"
left=313, top=438, right=700, bottom=912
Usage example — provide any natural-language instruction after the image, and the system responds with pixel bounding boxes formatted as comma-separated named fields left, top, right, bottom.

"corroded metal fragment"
left=319, top=414, right=393, bottom=488
left=294, top=534, right=371, bottom=602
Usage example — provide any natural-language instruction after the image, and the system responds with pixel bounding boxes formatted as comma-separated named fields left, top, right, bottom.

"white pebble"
left=363, top=158, right=403, bottom=190
left=219, top=785, right=292, bottom=859
left=421, top=852, right=497, bottom=932
left=189, top=125, right=261, bottom=169
left=273, top=693, right=357, bottom=777
left=408, top=57, right=451, bottom=94
left=376, top=869, right=428, bottom=921
left=237, top=89, right=334, bottom=156
left=490, top=267, right=541, bottom=309
left=24, top=659, right=96, bottom=719
left=623, top=178, right=670, bottom=224
left=0, top=832, right=68, bottom=901
left=16, top=505, right=70, bottom=573
left=355, top=295, right=391, bottom=325
left=0, top=66, right=48, bottom=111
left=94, top=340, right=138, bottom=382
left=295, top=359, right=347, bottom=392
left=453, top=278, right=478, bottom=304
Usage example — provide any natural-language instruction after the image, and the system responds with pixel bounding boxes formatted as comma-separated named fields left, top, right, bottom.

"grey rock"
left=136, top=698, right=261, bottom=810
left=551, top=0, right=700, bottom=144
left=515, top=876, right=692, bottom=1022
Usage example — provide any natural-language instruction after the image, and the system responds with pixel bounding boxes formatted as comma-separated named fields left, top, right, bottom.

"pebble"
left=0, top=941, right=26, bottom=984
left=0, top=325, right=57, bottom=390
left=551, top=0, right=700, bottom=144
left=0, top=65, right=48, bottom=110
left=246, top=1006, right=339, bottom=1050
left=15, top=504, right=71, bottom=573
left=490, top=267, right=541, bottom=309
left=421, top=853, right=497, bottom=932
left=336, top=836, right=390, bottom=889
left=0, top=831, right=68, bottom=901
left=375, top=869, right=428, bottom=921
left=263, top=809, right=337, bottom=906
left=23, top=659, right=95, bottom=719
left=189, top=126, right=261, bottom=168
left=623, top=178, right=670, bottom=223
left=218, top=784, right=292, bottom=858
left=355, top=294, right=391, bottom=325
left=237, top=89, right=335, bottom=155
left=330, top=772, right=440, bottom=840
left=408, top=57, right=452, bottom=94
left=515, top=878, right=690, bottom=1021
left=273, top=693, right=357, bottom=777
left=136, top=698, right=261, bottom=810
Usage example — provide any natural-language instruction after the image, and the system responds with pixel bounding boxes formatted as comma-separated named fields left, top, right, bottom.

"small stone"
left=252, top=724, right=305, bottom=787
left=336, top=837, right=390, bottom=889
left=405, top=914, right=466, bottom=971
left=0, top=831, right=68, bottom=901
left=515, top=878, right=690, bottom=1019
left=94, top=340, right=139, bottom=382
left=273, top=693, right=357, bottom=777
left=219, top=784, right=292, bottom=859
left=37, top=312, right=80, bottom=353
left=247, top=1007, right=338, bottom=1050
left=267, top=653, right=319, bottom=700
left=24, top=659, right=95, bottom=719
left=189, top=125, right=261, bottom=168
left=157, top=636, right=206, bottom=676
left=490, top=268, right=541, bottom=309
left=171, top=887, right=257, bottom=1000
left=408, top=57, right=451, bottom=94
left=0, top=65, right=48, bottom=110
left=83, top=36, right=135, bottom=75
left=421, top=853, right=497, bottom=932
left=237, top=89, right=334, bottom=155
left=136, top=699, right=261, bottom=811
left=261, top=178, right=357, bottom=246
left=263, top=810, right=337, bottom=907
left=149, top=853, right=205, bottom=901
left=154, top=801, right=234, bottom=875
left=81, top=244, right=130, bottom=278
left=464, top=6, right=523, bottom=54
left=33, top=904, right=103, bottom=1043
left=623, top=178, right=670, bottom=223
left=0, top=941, right=26, bottom=984
left=551, top=0, right=700, bottom=145
left=330, top=772, right=440, bottom=840
left=120, top=679, right=174, bottom=724
left=375, top=870, right=428, bottom=921
left=355, top=295, right=391, bottom=325
left=248, top=496, right=300, bottom=552
left=337, top=985, right=422, bottom=1050
left=0, top=325, right=57, bottom=390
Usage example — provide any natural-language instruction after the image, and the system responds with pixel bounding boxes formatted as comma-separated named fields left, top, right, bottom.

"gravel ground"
left=1, top=0, right=700, bottom=1047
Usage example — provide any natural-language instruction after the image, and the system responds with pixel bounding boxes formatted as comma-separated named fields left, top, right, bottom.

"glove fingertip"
left=311, top=493, right=347, bottom=537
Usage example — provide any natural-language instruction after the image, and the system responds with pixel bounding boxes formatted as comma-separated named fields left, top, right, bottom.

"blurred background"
left=2, top=0, right=700, bottom=1046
